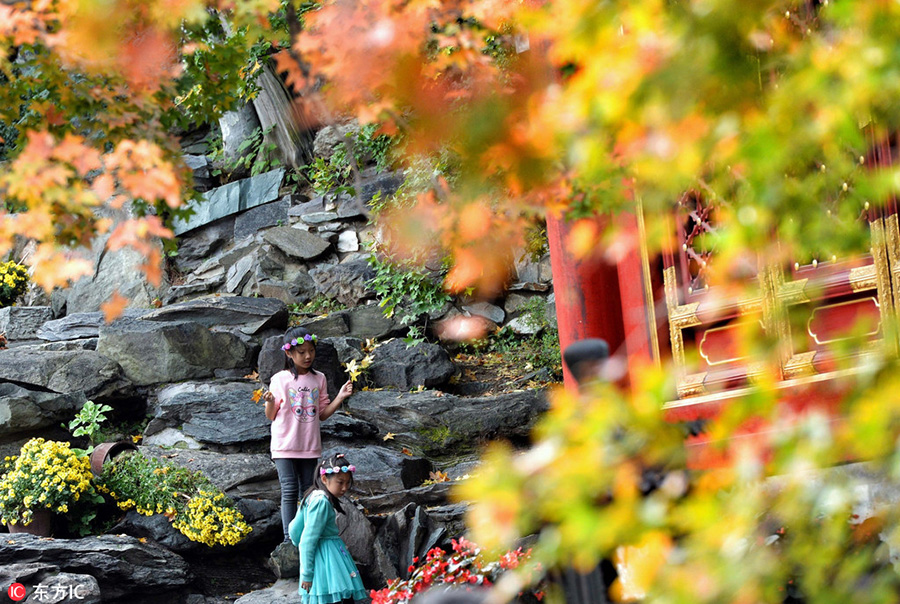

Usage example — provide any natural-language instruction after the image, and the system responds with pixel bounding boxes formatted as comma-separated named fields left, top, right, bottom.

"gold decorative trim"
left=783, top=352, right=818, bottom=379
left=677, top=372, right=708, bottom=398
left=870, top=218, right=897, bottom=355
left=662, top=365, right=872, bottom=411
left=806, top=297, right=881, bottom=345
left=664, top=266, right=686, bottom=371
left=737, top=297, right=763, bottom=315
left=886, top=213, right=900, bottom=351
left=779, top=278, right=810, bottom=306
left=849, top=265, right=878, bottom=293
left=759, top=264, right=791, bottom=376
left=698, top=324, right=747, bottom=366
left=746, top=361, right=769, bottom=383
left=636, top=198, right=661, bottom=366
left=670, top=302, right=702, bottom=329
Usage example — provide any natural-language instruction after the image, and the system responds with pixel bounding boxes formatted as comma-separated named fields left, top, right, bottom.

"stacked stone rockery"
left=0, top=115, right=557, bottom=602
left=0, top=294, right=548, bottom=602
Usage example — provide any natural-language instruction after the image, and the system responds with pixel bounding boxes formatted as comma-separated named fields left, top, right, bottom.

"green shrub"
left=306, top=123, right=399, bottom=199
left=96, top=452, right=251, bottom=547
left=368, top=253, right=451, bottom=345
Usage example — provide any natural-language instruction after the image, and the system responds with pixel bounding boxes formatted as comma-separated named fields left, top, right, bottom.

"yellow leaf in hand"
left=251, top=388, right=264, bottom=403
left=345, top=359, right=361, bottom=382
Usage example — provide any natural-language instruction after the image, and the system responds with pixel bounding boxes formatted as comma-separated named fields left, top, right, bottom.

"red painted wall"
left=546, top=212, right=627, bottom=390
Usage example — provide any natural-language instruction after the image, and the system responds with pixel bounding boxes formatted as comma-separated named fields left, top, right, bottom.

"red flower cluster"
left=369, top=538, right=533, bottom=604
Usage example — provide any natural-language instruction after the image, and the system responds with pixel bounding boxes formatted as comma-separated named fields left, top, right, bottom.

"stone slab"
left=173, top=168, right=285, bottom=235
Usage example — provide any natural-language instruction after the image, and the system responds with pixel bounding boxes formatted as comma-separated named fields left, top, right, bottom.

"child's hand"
left=301, top=581, right=312, bottom=592
left=338, top=380, right=353, bottom=399
left=262, top=389, right=276, bottom=405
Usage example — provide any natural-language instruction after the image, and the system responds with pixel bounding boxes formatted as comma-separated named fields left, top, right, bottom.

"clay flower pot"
left=89, top=441, right=139, bottom=477
left=6, top=508, right=53, bottom=537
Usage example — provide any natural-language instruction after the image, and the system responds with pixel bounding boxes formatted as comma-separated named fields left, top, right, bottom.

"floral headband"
left=321, top=464, right=356, bottom=476
left=282, top=333, right=317, bottom=351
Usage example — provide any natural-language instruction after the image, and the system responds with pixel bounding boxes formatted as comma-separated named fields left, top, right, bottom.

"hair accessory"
left=282, top=333, right=317, bottom=351
left=320, top=465, right=356, bottom=476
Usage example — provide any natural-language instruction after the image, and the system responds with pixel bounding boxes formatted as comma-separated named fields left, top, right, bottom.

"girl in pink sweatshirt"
left=262, top=327, right=353, bottom=541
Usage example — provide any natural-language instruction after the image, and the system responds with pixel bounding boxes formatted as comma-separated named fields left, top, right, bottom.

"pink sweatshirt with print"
left=268, top=369, right=330, bottom=458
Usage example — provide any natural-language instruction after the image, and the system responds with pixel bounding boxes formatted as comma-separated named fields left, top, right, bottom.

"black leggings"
left=273, top=457, right=318, bottom=540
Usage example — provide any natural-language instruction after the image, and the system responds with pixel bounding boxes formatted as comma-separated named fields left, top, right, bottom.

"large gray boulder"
left=321, top=444, right=433, bottom=496
left=297, top=313, right=351, bottom=338
left=0, top=383, right=87, bottom=440
left=344, top=304, right=405, bottom=340
left=219, top=102, right=262, bottom=179
left=235, top=579, right=298, bottom=604
left=312, top=122, right=357, bottom=161
left=267, top=541, right=300, bottom=579
left=357, top=482, right=453, bottom=516
left=343, top=389, right=548, bottom=456
left=0, top=306, right=52, bottom=341
left=511, top=252, right=553, bottom=292
left=0, top=534, right=193, bottom=601
left=60, top=242, right=168, bottom=315
left=357, top=167, right=405, bottom=205
left=140, top=295, right=288, bottom=335
left=36, top=310, right=149, bottom=342
left=140, top=446, right=277, bottom=496
left=321, top=412, right=379, bottom=442
left=337, top=496, right=398, bottom=587
left=234, top=196, right=291, bottom=240
left=263, top=226, right=331, bottom=261
left=0, top=349, right=132, bottom=402
left=367, top=338, right=456, bottom=390
left=145, top=382, right=271, bottom=447
left=172, top=216, right=236, bottom=273
left=309, top=259, right=376, bottom=306
left=462, top=301, right=505, bottom=325
left=97, top=318, right=254, bottom=386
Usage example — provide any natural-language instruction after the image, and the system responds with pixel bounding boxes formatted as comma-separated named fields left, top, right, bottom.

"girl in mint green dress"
left=289, top=453, right=367, bottom=604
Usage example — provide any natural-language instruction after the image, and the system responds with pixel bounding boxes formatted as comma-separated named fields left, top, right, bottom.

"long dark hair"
left=300, top=453, right=356, bottom=515
left=282, top=326, right=320, bottom=378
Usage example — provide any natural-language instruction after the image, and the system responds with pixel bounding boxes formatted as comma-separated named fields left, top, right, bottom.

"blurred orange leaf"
left=101, top=291, right=129, bottom=322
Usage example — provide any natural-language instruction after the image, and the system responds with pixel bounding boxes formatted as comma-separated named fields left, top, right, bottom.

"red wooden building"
left=547, top=139, right=900, bottom=468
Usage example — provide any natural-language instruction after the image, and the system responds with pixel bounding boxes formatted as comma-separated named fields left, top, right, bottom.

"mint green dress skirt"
left=289, top=490, right=367, bottom=604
